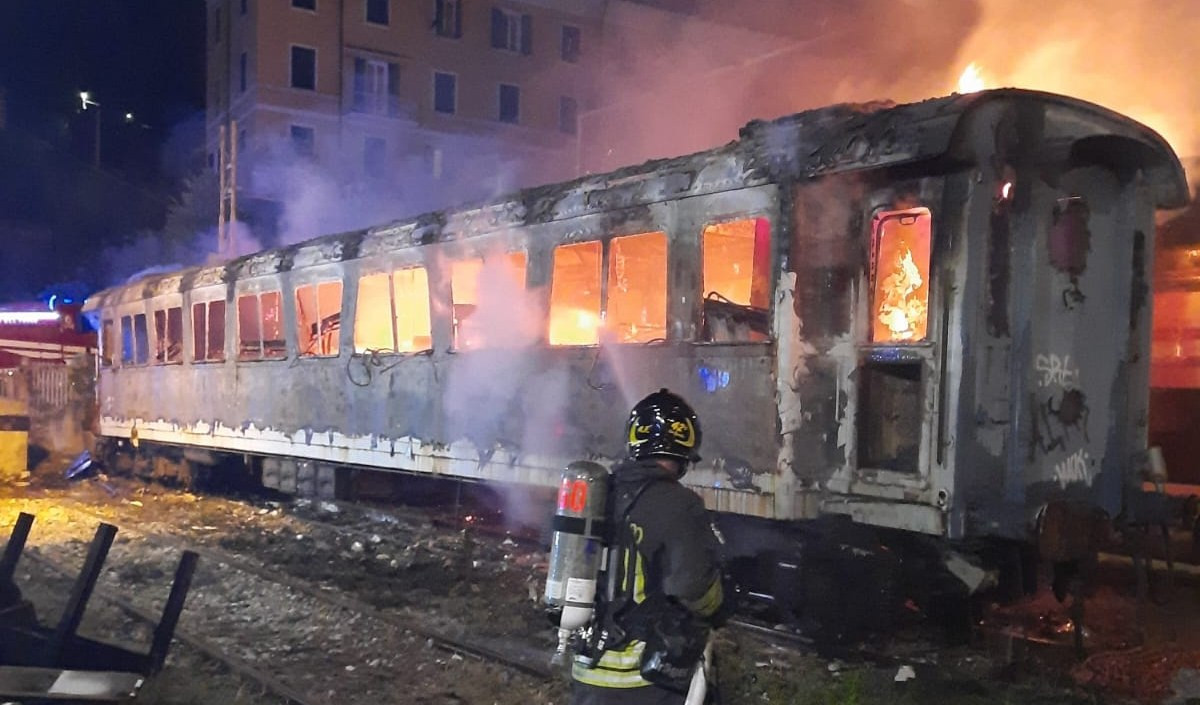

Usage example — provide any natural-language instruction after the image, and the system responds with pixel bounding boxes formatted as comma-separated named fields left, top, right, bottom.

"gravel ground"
left=3, top=467, right=1197, bottom=704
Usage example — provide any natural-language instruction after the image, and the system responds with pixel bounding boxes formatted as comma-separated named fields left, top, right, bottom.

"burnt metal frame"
left=0, top=512, right=198, bottom=679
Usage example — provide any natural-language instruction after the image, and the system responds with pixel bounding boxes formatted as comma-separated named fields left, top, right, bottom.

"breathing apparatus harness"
left=575, top=474, right=709, bottom=694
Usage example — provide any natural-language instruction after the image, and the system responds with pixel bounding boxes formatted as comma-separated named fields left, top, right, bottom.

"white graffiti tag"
left=1035, top=353, right=1079, bottom=389
left=1053, top=448, right=1091, bottom=488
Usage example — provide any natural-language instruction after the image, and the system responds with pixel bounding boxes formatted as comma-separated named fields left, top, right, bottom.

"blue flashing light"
left=48, top=294, right=57, bottom=310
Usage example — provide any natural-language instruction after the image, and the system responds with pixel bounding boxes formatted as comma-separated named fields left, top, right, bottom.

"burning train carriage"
left=84, top=90, right=1187, bottom=554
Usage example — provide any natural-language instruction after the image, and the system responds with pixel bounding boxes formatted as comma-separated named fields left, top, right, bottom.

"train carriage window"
left=296, top=281, right=343, bottom=357
left=101, top=319, right=115, bottom=367
left=132, top=314, right=149, bottom=365
left=451, top=252, right=527, bottom=350
left=192, top=300, right=226, bottom=362
left=549, top=241, right=602, bottom=346
left=701, top=218, right=771, bottom=342
left=857, top=361, right=922, bottom=473
left=354, top=272, right=396, bottom=353
left=237, top=291, right=286, bottom=360
left=120, top=316, right=134, bottom=364
left=870, top=208, right=931, bottom=343
left=392, top=267, right=432, bottom=353
left=352, top=267, right=432, bottom=354
left=154, top=307, right=184, bottom=364
left=608, top=231, right=667, bottom=343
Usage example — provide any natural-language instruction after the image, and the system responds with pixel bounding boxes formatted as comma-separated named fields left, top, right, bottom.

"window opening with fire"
left=296, top=281, right=343, bottom=357
left=608, top=232, right=667, bottom=343
left=154, top=307, right=184, bottom=364
left=237, top=291, right=286, bottom=360
left=549, top=241, right=601, bottom=346
left=451, top=253, right=527, bottom=350
left=192, top=300, right=226, bottom=362
left=870, top=208, right=931, bottom=343
left=548, top=231, right=667, bottom=346
left=353, top=267, right=432, bottom=354
left=101, top=319, right=115, bottom=367
left=700, top=217, right=771, bottom=342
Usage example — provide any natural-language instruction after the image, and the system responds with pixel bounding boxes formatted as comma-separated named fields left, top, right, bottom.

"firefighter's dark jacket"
left=609, top=457, right=725, bottom=619
left=572, top=457, right=725, bottom=689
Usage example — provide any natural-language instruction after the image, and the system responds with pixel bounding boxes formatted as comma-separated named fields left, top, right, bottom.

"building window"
left=561, top=25, right=581, bottom=63
left=292, top=0, right=316, bottom=10
left=154, top=307, right=184, bottom=364
left=700, top=218, right=771, bottom=342
left=498, top=84, right=519, bottom=124
left=364, top=136, right=386, bottom=179
left=559, top=96, right=577, bottom=135
left=212, top=8, right=221, bottom=45
left=353, top=58, right=400, bottom=115
left=239, top=52, right=247, bottom=93
left=290, top=46, right=316, bottom=90
left=491, top=7, right=531, bottom=55
left=237, top=291, right=286, bottom=360
left=870, top=208, right=932, bottom=343
left=434, top=0, right=462, bottom=38
left=366, top=0, right=389, bottom=25
left=240, top=0, right=247, bottom=15
left=353, top=268, right=432, bottom=354
left=433, top=72, right=456, bottom=114
left=295, top=281, right=343, bottom=356
left=450, top=253, right=527, bottom=349
left=192, top=300, right=226, bottom=362
left=290, top=125, right=315, bottom=156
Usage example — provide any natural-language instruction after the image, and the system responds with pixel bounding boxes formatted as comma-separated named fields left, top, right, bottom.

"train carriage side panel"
left=943, top=96, right=1186, bottom=542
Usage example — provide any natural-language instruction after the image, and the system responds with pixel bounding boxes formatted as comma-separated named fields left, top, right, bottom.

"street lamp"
left=79, top=91, right=101, bottom=168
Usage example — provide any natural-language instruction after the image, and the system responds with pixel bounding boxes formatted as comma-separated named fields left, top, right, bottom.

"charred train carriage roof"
left=84, top=88, right=1185, bottom=309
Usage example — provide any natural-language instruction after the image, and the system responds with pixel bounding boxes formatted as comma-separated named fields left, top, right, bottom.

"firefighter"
left=571, top=388, right=727, bottom=705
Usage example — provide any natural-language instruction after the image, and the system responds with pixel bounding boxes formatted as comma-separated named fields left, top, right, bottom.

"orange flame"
left=957, top=62, right=987, bottom=94
left=877, top=246, right=928, bottom=340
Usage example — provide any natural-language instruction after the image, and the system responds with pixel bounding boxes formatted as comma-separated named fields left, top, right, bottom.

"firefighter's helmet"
left=626, top=388, right=702, bottom=466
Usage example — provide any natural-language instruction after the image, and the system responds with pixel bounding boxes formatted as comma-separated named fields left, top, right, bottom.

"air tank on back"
left=544, top=460, right=609, bottom=665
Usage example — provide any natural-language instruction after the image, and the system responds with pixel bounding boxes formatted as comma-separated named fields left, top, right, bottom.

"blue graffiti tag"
left=698, top=366, right=731, bottom=393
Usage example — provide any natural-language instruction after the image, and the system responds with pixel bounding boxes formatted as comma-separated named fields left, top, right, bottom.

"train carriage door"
left=1018, top=166, right=1140, bottom=517
left=833, top=203, right=947, bottom=534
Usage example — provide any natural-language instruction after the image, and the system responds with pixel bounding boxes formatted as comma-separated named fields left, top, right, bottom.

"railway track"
left=64, top=502, right=557, bottom=676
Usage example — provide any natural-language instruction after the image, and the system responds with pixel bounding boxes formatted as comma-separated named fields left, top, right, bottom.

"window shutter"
left=520, top=13, right=532, bottom=54
left=387, top=63, right=401, bottom=116
left=490, top=8, right=505, bottom=49
left=353, top=57, right=367, bottom=111
left=432, top=0, right=443, bottom=31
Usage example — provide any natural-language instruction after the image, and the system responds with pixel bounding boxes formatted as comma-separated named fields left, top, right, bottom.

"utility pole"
left=217, top=120, right=239, bottom=258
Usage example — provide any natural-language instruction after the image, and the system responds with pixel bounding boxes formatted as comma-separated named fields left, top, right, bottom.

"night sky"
left=0, top=1, right=206, bottom=301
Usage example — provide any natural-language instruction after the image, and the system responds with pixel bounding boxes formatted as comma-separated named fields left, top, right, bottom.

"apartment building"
left=205, top=0, right=601, bottom=229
